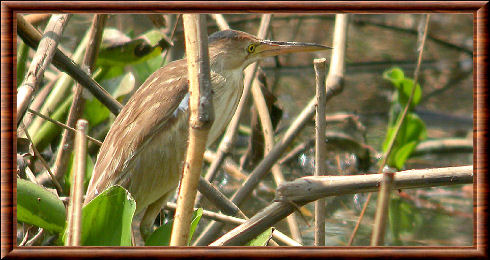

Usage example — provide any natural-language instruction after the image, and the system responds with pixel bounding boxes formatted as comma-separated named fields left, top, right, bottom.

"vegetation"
left=15, top=13, right=473, bottom=247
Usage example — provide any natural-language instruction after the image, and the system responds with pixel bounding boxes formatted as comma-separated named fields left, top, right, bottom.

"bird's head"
left=208, top=29, right=331, bottom=72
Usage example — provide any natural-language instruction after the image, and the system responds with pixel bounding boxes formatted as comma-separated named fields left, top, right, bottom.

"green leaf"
left=17, top=178, right=66, bottom=233
left=388, top=197, right=402, bottom=244
left=404, top=113, right=427, bottom=143
left=31, top=95, right=72, bottom=152
left=103, top=72, right=136, bottom=102
left=82, top=97, right=111, bottom=128
left=79, top=185, right=136, bottom=246
left=188, top=208, right=202, bottom=244
left=391, top=141, right=418, bottom=170
left=145, top=219, right=173, bottom=246
left=132, top=54, right=165, bottom=83
left=389, top=197, right=423, bottom=245
left=17, top=41, right=29, bottom=87
left=145, top=208, right=203, bottom=246
left=384, top=113, right=427, bottom=169
left=97, top=28, right=165, bottom=67
left=397, top=79, right=422, bottom=109
left=383, top=67, right=405, bottom=87
left=64, top=152, right=94, bottom=194
left=246, top=227, right=274, bottom=246
left=83, top=72, right=136, bottom=129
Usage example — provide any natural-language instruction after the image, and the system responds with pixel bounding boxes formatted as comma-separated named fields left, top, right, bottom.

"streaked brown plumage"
left=84, top=29, right=330, bottom=239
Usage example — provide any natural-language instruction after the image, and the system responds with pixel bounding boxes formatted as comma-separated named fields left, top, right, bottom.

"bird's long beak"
left=256, top=40, right=331, bottom=57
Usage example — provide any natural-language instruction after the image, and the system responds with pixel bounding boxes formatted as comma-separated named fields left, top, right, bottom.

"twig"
left=279, top=130, right=374, bottom=166
left=164, top=202, right=301, bottom=246
left=210, top=14, right=230, bottom=30
left=412, top=138, right=473, bottom=156
left=65, top=120, right=88, bottom=246
left=17, top=14, right=71, bottom=125
left=16, top=14, right=122, bottom=116
left=210, top=165, right=473, bottom=246
left=26, top=108, right=102, bottom=146
left=53, top=14, right=107, bottom=181
left=313, top=58, right=327, bottom=246
left=18, top=225, right=31, bottom=246
left=161, top=14, right=181, bottom=67
left=348, top=14, right=430, bottom=246
left=370, top=168, right=395, bottom=246
left=170, top=14, right=213, bottom=246
left=20, top=123, right=63, bottom=195
left=22, top=74, right=61, bottom=127
left=197, top=177, right=246, bottom=219
left=24, top=14, right=51, bottom=26
left=203, top=150, right=276, bottom=194
left=25, top=228, right=44, bottom=246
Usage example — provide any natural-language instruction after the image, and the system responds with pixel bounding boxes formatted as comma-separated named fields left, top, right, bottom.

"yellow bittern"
left=84, top=29, right=329, bottom=239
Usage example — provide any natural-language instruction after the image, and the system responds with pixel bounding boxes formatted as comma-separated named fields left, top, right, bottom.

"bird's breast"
left=206, top=69, right=244, bottom=146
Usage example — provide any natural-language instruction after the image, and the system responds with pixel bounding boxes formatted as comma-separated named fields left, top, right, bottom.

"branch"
left=313, top=58, right=327, bottom=246
left=170, top=14, right=213, bottom=246
left=65, top=120, right=88, bottom=246
left=210, top=165, right=473, bottom=246
left=17, top=14, right=71, bottom=125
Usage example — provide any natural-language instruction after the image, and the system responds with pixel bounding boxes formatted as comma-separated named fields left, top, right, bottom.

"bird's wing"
left=85, top=59, right=189, bottom=203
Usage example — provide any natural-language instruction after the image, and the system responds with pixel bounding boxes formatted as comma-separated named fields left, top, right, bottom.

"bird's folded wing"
left=85, top=59, right=189, bottom=203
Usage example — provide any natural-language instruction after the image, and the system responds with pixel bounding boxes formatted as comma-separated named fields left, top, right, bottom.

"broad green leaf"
left=132, top=54, right=165, bottom=83
left=97, top=28, right=166, bottom=67
left=83, top=72, right=136, bottom=129
left=17, top=178, right=66, bottom=233
left=80, top=185, right=136, bottom=246
left=82, top=97, right=111, bottom=128
left=145, top=219, right=173, bottom=246
left=145, top=208, right=203, bottom=246
left=103, top=72, right=136, bottom=102
left=246, top=227, right=274, bottom=246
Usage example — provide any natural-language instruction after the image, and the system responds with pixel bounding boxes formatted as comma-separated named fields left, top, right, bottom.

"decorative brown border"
left=1, top=1, right=488, bottom=259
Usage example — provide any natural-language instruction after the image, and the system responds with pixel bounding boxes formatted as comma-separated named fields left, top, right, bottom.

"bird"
left=84, top=29, right=330, bottom=240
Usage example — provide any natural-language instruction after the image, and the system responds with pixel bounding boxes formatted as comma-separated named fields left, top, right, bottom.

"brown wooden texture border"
left=1, top=1, right=488, bottom=259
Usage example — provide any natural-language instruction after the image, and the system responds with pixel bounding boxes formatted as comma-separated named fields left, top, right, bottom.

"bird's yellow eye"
left=247, top=44, right=256, bottom=53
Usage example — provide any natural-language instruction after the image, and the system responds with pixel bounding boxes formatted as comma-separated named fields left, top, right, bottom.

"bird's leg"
left=140, top=191, right=174, bottom=241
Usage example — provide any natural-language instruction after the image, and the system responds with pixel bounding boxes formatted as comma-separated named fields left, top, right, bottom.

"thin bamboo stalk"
left=170, top=14, right=213, bottom=246
left=313, top=58, right=327, bottom=246
left=65, top=120, right=88, bottom=246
